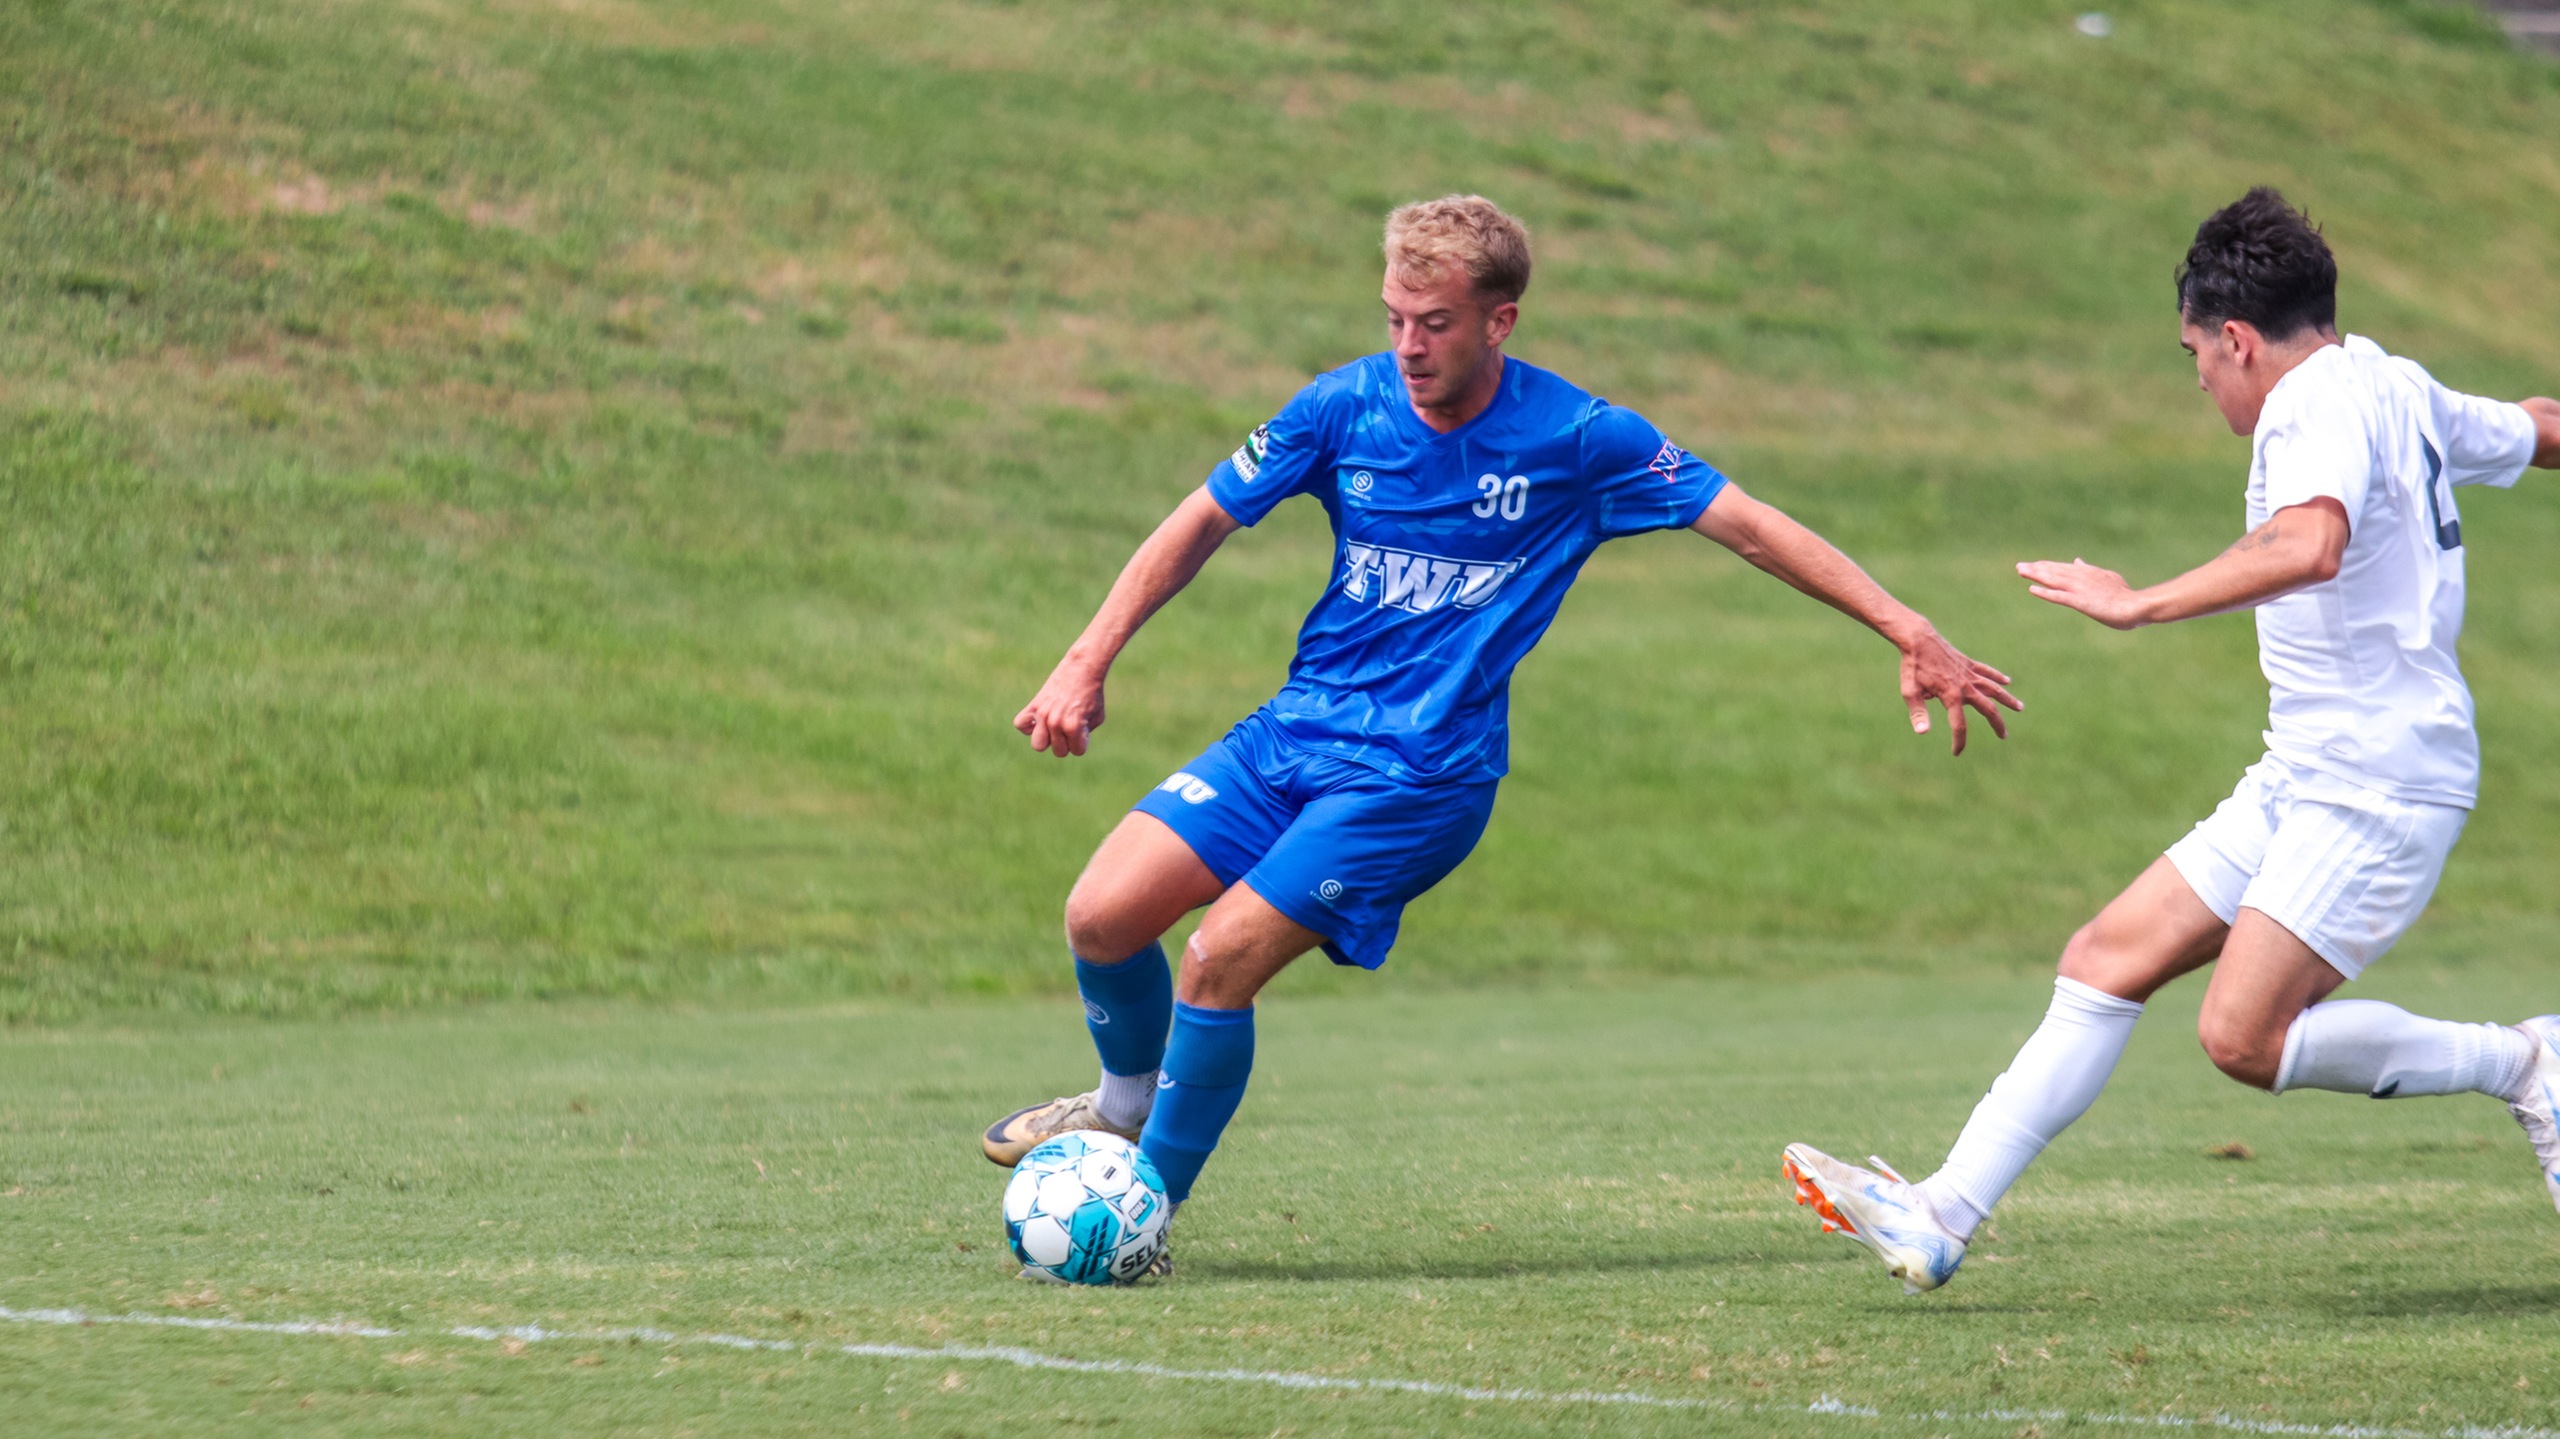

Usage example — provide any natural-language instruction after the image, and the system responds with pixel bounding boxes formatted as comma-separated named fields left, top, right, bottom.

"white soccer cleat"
left=2507, top=1016, right=2560, bottom=1215
left=1782, top=1143, right=1966, bottom=1295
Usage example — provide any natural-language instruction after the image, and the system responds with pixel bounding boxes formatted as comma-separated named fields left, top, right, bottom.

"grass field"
left=10, top=969, right=2560, bottom=1436
left=10, top=0, right=2560, bottom=1431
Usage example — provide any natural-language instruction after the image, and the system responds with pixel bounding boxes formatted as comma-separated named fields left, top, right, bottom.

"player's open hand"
left=2019, top=558, right=2148, bottom=631
left=1897, top=626, right=2020, bottom=757
left=1015, top=654, right=1108, bottom=758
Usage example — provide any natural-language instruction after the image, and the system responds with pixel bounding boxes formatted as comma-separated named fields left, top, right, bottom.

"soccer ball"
left=1002, top=1130, right=1169, bottom=1285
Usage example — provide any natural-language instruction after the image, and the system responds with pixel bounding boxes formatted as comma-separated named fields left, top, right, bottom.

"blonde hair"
left=1383, top=195, right=1532, bottom=306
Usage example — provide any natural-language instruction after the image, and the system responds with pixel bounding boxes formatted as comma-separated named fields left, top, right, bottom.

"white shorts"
left=2164, top=752, right=2468, bottom=979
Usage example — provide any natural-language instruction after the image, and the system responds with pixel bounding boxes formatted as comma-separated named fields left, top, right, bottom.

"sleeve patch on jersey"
left=1231, top=423, right=1272, bottom=482
left=1647, top=439, right=1687, bottom=484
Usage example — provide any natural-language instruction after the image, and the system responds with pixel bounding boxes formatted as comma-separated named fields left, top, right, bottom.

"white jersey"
left=2246, top=335, right=2537, bottom=808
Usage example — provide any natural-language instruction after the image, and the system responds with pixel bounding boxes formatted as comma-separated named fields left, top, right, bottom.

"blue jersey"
left=1206, top=352, right=1728, bottom=784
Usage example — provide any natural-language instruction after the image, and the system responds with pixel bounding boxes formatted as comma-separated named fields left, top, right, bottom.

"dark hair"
left=2175, top=187, right=2337, bottom=340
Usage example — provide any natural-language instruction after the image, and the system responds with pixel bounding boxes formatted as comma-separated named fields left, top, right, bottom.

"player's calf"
left=2279, top=1001, right=2560, bottom=1214
left=1133, top=885, right=1322, bottom=1204
left=983, top=817, right=1225, bottom=1166
left=1141, top=1002, right=1255, bottom=1206
left=2272, top=999, right=2534, bottom=1101
left=981, top=938, right=1174, bottom=1167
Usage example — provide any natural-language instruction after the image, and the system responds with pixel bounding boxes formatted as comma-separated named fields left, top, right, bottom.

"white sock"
left=1917, top=976, right=2145, bottom=1239
left=2273, top=1000, right=2534, bottom=1101
left=1096, top=1068, right=1158, bottom=1130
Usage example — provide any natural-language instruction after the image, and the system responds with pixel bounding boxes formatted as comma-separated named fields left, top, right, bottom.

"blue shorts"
left=1131, top=713, right=1499, bottom=970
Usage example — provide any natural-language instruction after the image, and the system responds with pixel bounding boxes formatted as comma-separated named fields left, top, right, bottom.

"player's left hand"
left=1897, top=626, right=2020, bottom=757
left=2018, top=558, right=2148, bottom=631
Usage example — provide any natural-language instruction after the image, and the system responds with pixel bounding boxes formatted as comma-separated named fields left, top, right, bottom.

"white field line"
left=0, top=1305, right=399, bottom=1339
left=2, top=1303, right=2554, bottom=1439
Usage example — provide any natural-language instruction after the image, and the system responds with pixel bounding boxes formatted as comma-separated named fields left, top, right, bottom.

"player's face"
left=2181, top=315, right=2261, bottom=436
left=1383, top=268, right=1517, bottom=415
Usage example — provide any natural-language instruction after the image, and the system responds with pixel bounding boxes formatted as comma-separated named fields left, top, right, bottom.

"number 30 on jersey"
left=1474, top=474, right=1531, bottom=522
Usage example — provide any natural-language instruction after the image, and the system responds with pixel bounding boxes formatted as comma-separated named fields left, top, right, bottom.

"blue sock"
left=1074, top=942, right=1173, bottom=1079
left=1141, top=1002, right=1255, bottom=1205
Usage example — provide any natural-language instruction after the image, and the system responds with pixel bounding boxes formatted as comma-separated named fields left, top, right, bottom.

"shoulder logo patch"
left=1648, top=439, right=1687, bottom=484
left=1231, top=423, right=1272, bottom=482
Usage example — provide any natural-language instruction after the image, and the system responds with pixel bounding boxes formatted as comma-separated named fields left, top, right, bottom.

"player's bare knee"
left=2197, top=1011, right=2282, bottom=1089
left=2205, top=1045, right=2282, bottom=1091
left=1174, top=930, right=1237, bottom=1006
left=2055, top=919, right=2108, bottom=982
left=1061, top=886, right=1143, bottom=963
left=2056, top=918, right=2155, bottom=996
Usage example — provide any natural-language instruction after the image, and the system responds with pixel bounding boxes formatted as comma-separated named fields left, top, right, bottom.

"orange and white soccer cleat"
left=1782, top=1143, right=1966, bottom=1295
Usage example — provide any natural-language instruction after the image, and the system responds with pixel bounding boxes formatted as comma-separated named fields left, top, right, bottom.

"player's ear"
left=1484, top=299, right=1518, bottom=346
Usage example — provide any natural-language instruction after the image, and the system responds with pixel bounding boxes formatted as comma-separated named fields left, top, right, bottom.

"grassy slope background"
left=3, top=0, right=2559, bottom=1018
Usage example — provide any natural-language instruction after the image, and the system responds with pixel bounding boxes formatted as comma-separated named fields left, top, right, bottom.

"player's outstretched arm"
left=1014, top=486, right=1242, bottom=758
left=1691, top=483, right=2021, bottom=755
left=2018, top=496, right=2348, bottom=632
left=2526, top=397, right=2560, bottom=469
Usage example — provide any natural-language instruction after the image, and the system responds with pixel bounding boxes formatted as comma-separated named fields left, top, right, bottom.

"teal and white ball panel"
left=1014, top=1208, right=1076, bottom=1270
left=1001, top=1130, right=1170, bottom=1285
left=1034, top=1169, right=1090, bottom=1222
left=1075, top=1149, right=1136, bottom=1197
left=1002, top=1170, right=1039, bottom=1228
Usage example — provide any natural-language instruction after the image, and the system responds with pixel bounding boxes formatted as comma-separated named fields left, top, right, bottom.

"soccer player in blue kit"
left=986, top=196, right=2021, bottom=1271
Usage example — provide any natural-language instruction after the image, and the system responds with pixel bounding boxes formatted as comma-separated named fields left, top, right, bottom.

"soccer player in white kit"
left=1783, top=188, right=2560, bottom=1294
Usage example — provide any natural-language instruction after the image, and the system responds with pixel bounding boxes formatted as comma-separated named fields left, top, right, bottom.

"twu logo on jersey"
left=1339, top=543, right=1525, bottom=614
